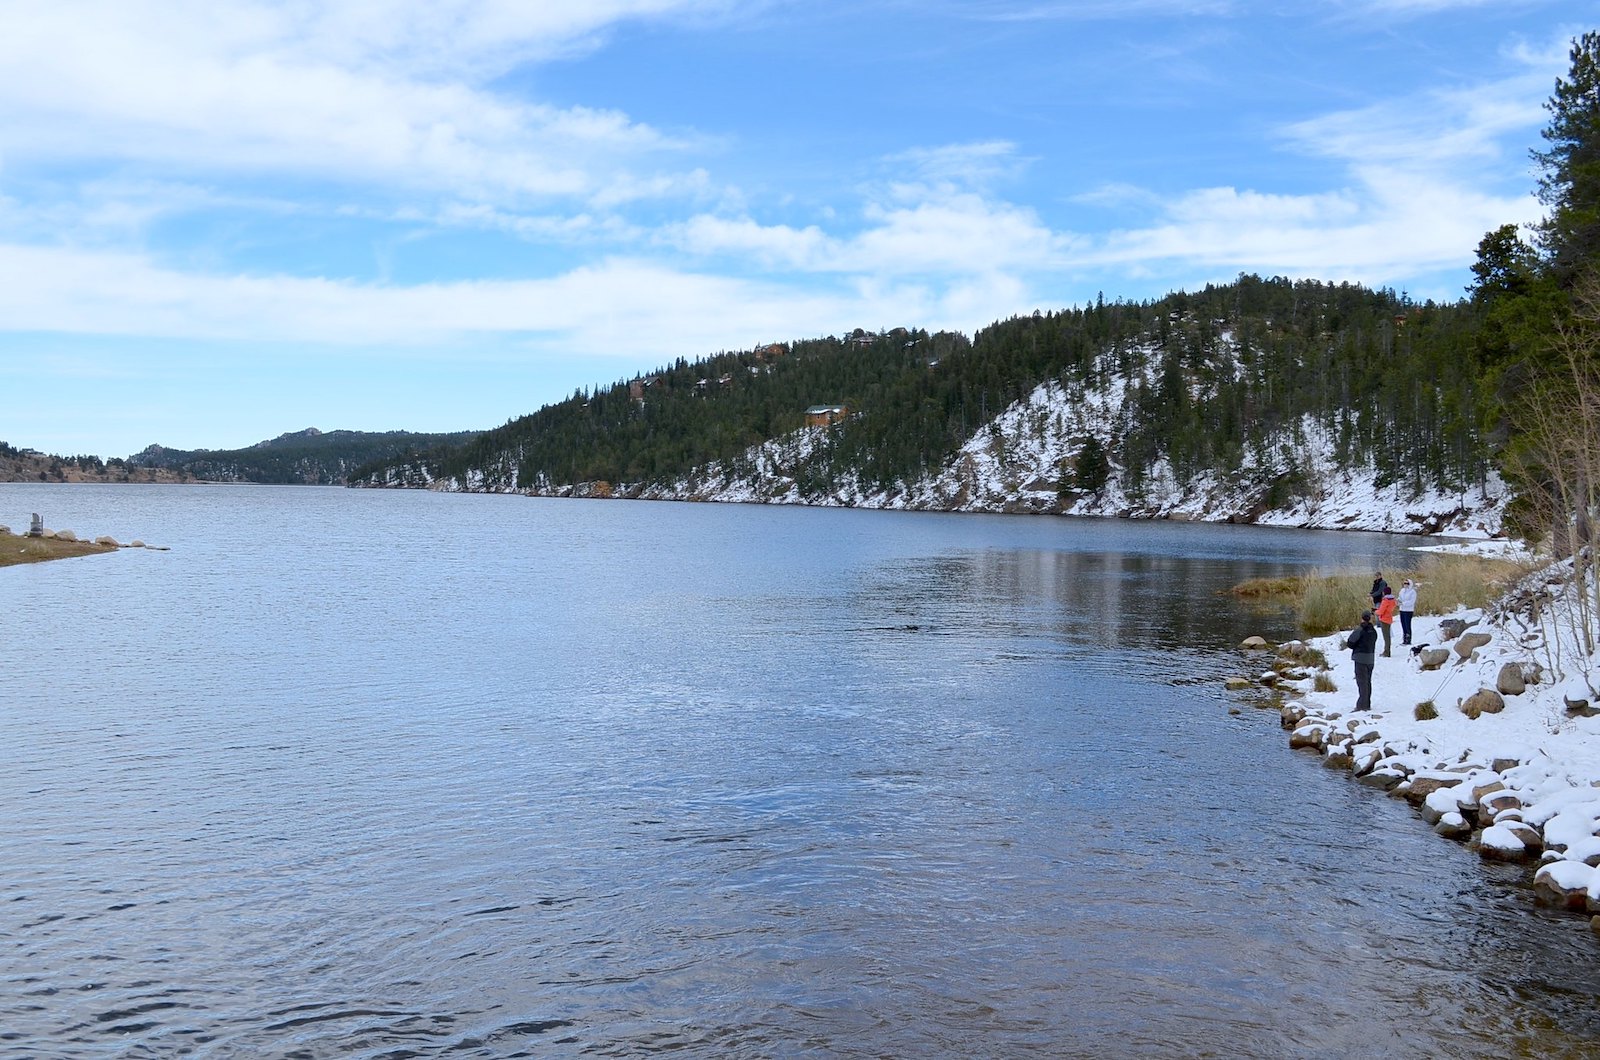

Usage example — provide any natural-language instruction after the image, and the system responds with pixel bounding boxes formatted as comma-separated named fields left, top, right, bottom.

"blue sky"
left=0, top=0, right=1591, bottom=458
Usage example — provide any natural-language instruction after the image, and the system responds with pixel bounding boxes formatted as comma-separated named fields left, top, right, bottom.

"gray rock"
left=1420, top=649, right=1450, bottom=671
left=1497, top=662, right=1527, bottom=696
left=1440, top=617, right=1473, bottom=640
left=1357, top=769, right=1405, bottom=791
left=1455, top=632, right=1492, bottom=660
left=1435, top=814, right=1473, bottom=840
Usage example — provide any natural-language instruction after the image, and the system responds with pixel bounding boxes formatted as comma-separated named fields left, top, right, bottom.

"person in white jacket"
left=1398, top=579, right=1418, bottom=645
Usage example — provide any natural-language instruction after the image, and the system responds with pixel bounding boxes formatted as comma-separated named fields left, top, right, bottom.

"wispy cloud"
left=0, top=1, right=724, bottom=205
left=946, top=0, right=1238, bottom=21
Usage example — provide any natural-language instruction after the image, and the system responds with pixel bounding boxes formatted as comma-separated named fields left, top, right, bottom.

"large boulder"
left=1289, top=723, right=1328, bottom=751
left=1440, top=618, right=1473, bottom=640
left=1505, top=822, right=1544, bottom=854
left=1357, top=769, right=1406, bottom=791
left=1460, top=688, right=1506, bottom=719
left=1434, top=812, right=1472, bottom=840
left=1421, top=785, right=1466, bottom=825
left=55, top=529, right=78, bottom=542
left=1535, top=861, right=1597, bottom=911
left=1240, top=636, right=1269, bottom=650
left=1404, top=775, right=1463, bottom=805
left=1479, top=824, right=1532, bottom=862
left=1455, top=632, right=1493, bottom=660
left=1419, top=648, right=1450, bottom=671
left=1497, top=662, right=1526, bottom=696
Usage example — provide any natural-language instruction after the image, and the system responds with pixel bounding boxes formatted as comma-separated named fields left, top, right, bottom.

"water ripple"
left=3, top=486, right=1598, bottom=1057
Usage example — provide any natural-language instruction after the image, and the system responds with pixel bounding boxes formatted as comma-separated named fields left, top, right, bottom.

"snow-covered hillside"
left=626, top=370, right=1508, bottom=538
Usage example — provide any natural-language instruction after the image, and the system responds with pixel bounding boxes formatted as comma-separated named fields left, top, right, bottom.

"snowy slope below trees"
left=622, top=369, right=1508, bottom=538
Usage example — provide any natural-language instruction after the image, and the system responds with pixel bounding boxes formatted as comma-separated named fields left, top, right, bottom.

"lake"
left=3, top=484, right=1599, bottom=1058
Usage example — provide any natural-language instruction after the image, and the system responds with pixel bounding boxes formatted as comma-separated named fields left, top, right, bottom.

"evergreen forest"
left=351, top=30, right=1599, bottom=542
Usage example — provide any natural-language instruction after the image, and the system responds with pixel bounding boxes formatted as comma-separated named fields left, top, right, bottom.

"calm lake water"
left=3, top=484, right=1599, bottom=1059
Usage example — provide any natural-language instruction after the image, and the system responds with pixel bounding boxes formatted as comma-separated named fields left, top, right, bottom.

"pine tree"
left=1534, top=31, right=1600, bottom=286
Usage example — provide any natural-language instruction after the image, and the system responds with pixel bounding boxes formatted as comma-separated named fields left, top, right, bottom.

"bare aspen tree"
left=1509, top=276, right=1600, bottom=675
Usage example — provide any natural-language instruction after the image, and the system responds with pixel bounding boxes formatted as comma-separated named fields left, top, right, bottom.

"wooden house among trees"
left=805, top=404, right=848, bottom=427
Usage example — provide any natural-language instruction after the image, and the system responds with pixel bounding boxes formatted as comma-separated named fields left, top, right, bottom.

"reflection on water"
left=1, top=485, right=1597, bottom=1058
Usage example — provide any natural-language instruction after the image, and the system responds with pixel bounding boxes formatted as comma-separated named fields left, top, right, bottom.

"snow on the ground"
left=1270, top=560, right=1600, bottom=919
left=622, top=371, right=1508, bottom=538
left=1410, top=537, right=1535, bottom=561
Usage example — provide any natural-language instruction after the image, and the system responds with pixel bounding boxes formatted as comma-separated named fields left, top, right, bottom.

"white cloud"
left=664, top=177, right=1072, bottom=277
left=0, top=1, right=723, bottom=203
left=885, top=141, right=1028, bottom=188
left=0, top=241, right=963, bottom=355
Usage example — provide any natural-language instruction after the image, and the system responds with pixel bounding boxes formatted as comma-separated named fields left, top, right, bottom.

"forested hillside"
left=354, top=277, right=1491, bottom=516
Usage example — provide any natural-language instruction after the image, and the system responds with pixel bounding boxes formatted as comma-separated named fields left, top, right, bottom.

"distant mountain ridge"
left=0, top=441, right=192, bottom=484
left=128, top=428, right=481, bottom=484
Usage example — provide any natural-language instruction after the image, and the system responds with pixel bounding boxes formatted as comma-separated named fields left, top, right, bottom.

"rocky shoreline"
left=1233, top=585, right=1600, bottom=934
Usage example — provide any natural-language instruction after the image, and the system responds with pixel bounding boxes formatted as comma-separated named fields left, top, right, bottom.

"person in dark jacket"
left=1370, top=571, right=1390, bottom=609
left=1345, top=610, right=1378, bottom=711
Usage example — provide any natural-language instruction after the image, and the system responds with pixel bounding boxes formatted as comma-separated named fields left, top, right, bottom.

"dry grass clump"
left=0, top=535, right=116, bottom=568
left=1313, top=672, right=1337, bottom=693
left=1231, top=575, right=1303, bottom=598
left=1294, top=553, right=1532, bottom=636
left=1415, top=700, right=1439, bottom=721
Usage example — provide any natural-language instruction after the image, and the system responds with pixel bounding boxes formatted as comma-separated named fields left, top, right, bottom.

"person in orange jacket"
left=1376, top=590, right=1398, bottom=657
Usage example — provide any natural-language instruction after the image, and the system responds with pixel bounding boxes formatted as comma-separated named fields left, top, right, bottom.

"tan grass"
left=0, top=535, right=116, bottom=568
left=1232, top=552, right=1534, bottom=637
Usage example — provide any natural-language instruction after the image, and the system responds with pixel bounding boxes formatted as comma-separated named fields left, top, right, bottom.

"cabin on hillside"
left=627, top=376, right=661, bottom=403
left=805, top=404, right=848, bottom=427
